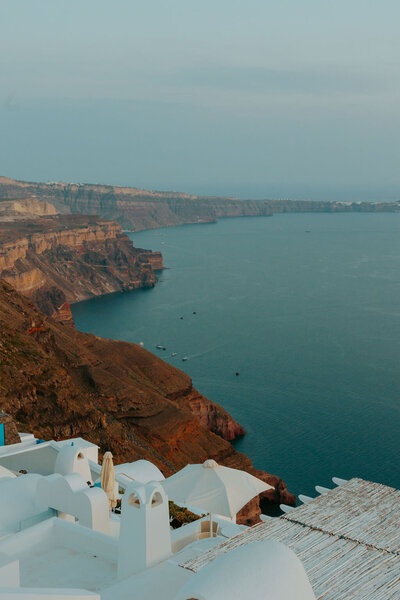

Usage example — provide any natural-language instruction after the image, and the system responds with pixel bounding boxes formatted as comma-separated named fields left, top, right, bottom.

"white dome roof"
left=175, top=540, right=315, bottom=600
left=114, top=460, right=165, bottom=483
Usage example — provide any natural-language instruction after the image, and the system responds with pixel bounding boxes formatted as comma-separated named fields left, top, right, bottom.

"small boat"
left=180, top=316, right=184, bottom=320
left=163, top=347, right=166, bottom=351
left=193, top=311, right=197, bottom=315
left=156, top=345, right=164, bottom=349
left=235, top=372, right=240, bottom=376
left=182, top=357, right=188, bottom=361
left=139, top=341, right=144, bottom=347
left=171, top=352, right=177, bottom=357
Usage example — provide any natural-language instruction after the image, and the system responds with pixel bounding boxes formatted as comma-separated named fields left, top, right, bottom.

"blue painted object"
left=0, top=424, right=5, bottom=446
left=94, top=482, right=102, bottom=488
left=36, top=439, right=46, bottom=444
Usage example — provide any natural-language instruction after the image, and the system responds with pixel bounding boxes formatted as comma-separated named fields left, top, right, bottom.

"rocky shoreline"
left=0, top=212, right=163, bottom=322
left=0, top=280, right=295, bottom=523
left=1, top=176, right=399, bottom=233
left=6, top=175, right=388, bottom=518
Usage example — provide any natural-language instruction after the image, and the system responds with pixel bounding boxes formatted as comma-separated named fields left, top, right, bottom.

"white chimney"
left=118, top=480, right=171, bottom=579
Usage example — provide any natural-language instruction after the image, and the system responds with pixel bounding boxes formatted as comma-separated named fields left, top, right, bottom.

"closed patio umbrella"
left=162, top=459, right=272, bottom=534
left=100, top=451, right=117, bottom=510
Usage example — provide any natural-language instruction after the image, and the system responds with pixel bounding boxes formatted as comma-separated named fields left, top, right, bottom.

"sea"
left=72, top=212, right=400, bottom=499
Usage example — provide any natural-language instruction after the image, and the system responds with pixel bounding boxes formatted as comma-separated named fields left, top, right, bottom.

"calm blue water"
left=72, top=213, right=400, bottom=499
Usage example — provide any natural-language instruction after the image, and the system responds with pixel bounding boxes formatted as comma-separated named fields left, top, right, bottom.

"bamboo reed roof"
left=179, top=478, right=400, bottom=599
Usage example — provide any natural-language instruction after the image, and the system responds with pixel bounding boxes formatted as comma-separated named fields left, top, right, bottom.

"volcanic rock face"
left=0, top=197, right=58, bottom=221
left=0, top=214, right=161, bottom=318
left=182, top=392, right=245, bottom=441
left=0, top=411, right=20, bottom=445
left=0, top=280, right=295, bottom=522
left=0, top=177, right=273, bottom=231
left=1, top=176, right=399, bottom=233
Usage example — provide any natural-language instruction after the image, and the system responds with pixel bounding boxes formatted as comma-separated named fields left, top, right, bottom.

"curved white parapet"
left=315, top=485, right=331, bottom=495
left=280, top=503, right=295, bottom=513
left=175, top=540, right=316, bottom=600
left=332, top=477, right=348, bottom=486
left=54, top=445, right=93, bottom=484
left=298, top=494, right=314, bottom=504
left=36, top=473, right=109, bottom=534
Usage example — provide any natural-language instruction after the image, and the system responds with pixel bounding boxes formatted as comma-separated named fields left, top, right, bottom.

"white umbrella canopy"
left=100, top=451, right=117, bottom=510
left=162, top=459, right=272, bottom=519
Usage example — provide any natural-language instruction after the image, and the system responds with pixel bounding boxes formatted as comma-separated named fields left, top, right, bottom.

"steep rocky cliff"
left=0, top=214, right=163, bottom=319
left=0, top=177, right=272, bottom=231
left=0, top=197, right=58, bottom=221
left=0, top=280, right=295, bottom=523
left=1, top=176, right=399, bottom=232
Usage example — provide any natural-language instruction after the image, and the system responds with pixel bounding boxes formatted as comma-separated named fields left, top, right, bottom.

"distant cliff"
left=0, top=280, right=295, bottom=522
left=0, top=177, right=272, bottom=231
left=0, top=213, right=163, bottom=321
left=1, top=176, right=399, bottom=232
left=266, top=199, right=400, bottom=214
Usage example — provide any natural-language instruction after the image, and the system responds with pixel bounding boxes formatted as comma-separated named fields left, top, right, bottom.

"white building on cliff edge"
left=0, top=420, right=398, bottom=599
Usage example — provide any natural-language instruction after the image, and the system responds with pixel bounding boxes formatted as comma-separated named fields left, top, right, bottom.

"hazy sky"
left=1, top=1, right=400, bottom=199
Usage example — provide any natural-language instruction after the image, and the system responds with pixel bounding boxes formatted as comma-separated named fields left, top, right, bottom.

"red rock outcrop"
left=139, top=250, right=164, bottom=270
left=0, top=279, right=294, bottom=522
left=0, top=214, right=162, bottom=318
left=180, top=391, right=245, bottom=441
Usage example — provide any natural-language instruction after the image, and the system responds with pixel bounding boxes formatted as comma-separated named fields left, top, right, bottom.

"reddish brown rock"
left=53, top=302, right=74, bottom=326
left=140, top=250, right=164, bottom=270
left=0, top=411, right=20, bottom=445
left=0, top=279, right=294, bottom=523
left=0, top=214, right=162, bottom=316
left=180, top=391, right=245, bottom=441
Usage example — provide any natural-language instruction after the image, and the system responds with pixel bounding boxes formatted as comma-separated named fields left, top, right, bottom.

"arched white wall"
left=36, top=474, right=109, bottom=535
left=54, top=445, right=92, bottom=484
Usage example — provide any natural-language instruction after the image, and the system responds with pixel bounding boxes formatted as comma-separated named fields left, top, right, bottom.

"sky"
left=1, top=0, right=400, bottom=200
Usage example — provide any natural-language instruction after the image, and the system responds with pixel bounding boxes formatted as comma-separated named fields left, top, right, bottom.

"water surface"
left=72, top=213, right=400, bottom=498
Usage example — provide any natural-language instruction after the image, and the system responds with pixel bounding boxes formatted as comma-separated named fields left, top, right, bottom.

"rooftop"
left=179, top=478, right=400, bottom=599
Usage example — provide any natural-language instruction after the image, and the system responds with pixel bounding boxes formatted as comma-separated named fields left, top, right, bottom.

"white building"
left=0, top=428, right=397, bottom=599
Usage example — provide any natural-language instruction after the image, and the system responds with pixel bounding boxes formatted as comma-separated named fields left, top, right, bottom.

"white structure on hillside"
left=118, top=481, right=171, bottom=579
left=0, top=424, right=397, bottom=599
left=54, top=444, right=93, bottom=484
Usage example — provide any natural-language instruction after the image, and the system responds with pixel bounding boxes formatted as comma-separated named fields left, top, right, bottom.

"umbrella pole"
left=209, top=512, right=213, bottom=538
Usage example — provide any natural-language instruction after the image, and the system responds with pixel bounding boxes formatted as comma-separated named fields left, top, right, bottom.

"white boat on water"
left=171, top=352, right=177, bottom=357
left=182, top=356, right=188, bottom=361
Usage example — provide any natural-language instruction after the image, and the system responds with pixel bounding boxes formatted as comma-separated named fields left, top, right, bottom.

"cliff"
left=180, top=391, right=245, bottom=441
left=0, top=214, right=163, bottom=319
left=0, top=279, right=295, bottom=523
left=266, top=199, right=400, bottom=214
left=1, top=176, right=399, bottom=232
left=0, top=177, right=272, bottom=231
left=0, top=197, right=58, bottom=221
